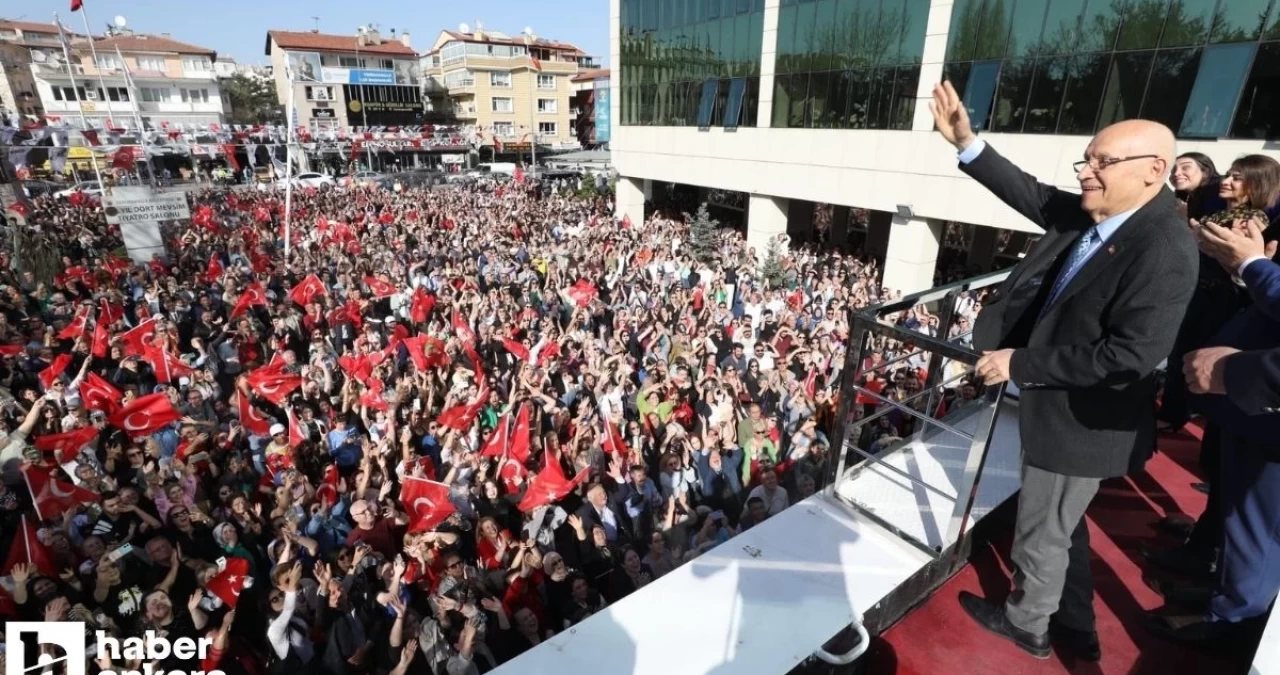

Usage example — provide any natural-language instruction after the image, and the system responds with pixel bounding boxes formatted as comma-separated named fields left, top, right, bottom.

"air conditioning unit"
left=83, top=90, right=98, bottom=101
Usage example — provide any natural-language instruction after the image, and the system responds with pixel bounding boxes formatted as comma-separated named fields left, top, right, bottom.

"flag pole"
left=283, top=65, right=296, bottom=265
left=114, top=45, right=157, bottom=188
left=75, top=4, right=122, bottom=183
left=53, top=13, right=104, bottom=186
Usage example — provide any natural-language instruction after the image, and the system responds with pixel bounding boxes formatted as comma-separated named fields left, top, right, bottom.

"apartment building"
left=25, top=27, right=224, bottom=130
left=0, top=20, right=68, bottom=122
left=265, top=27, right=420, bottom=130
left=610, top=0, right=1280, bottom=293
left=420, top=25, right=598, bottom=156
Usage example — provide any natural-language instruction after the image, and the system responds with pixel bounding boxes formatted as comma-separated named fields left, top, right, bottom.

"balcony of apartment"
left=532, top=56, right=578, bottom=74
left=42, top=98, right=223, bottom=116
left=445, top=80, right=476, bottom=95
left=451, top=103, right=477, bottom=118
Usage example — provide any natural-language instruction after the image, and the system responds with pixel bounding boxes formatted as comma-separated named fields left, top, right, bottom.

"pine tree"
left=761, top=234, right=787, bottom=290
left=684, top=203, right=719, bottom=263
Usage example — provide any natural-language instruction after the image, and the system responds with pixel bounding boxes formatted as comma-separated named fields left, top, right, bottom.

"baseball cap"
left=269, top=423, right=286, bottom=436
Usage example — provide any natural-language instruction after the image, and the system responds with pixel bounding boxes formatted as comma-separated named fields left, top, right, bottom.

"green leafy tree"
left=683, top=203, right=719, bottom=263
left=223, top=73, right=284, bottom=126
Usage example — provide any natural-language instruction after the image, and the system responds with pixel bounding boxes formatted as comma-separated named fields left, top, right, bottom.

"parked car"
left=281, top=172, right=335, bottom=189
left=340, top=171, right=383, bottom=188
left=21, top=180, right=62, bottom=199
left=53, top=181, right=103, bottom=200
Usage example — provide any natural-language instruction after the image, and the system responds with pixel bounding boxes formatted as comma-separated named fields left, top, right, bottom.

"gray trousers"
left=1004, top=463, right=1101, bottom=635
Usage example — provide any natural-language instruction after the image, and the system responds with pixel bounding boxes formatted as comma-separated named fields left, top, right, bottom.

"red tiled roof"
left=430, top=30, right=584, bottom=56
left=0, top=19, right=76, bottom=35
left=267, top=30, right=415, bottom=56
left=95, top=33, right=215, bottom=56
left=572, top=68, right=610, bottom=82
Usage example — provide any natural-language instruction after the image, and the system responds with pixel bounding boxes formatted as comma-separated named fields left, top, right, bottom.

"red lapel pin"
left=1107, top=244, right=1116, bottom=255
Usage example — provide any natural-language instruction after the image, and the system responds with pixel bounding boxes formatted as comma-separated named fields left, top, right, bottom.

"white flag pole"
left=283, top=66, right=296, bottom=265
left=53, top=14, right=104, bottom=186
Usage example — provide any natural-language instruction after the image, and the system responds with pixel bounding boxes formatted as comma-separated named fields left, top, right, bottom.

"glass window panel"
left=1039, top=0, right=1085, bottom=55
left=794, top=0, right=819, bottom=72
left=725, top=77, right=746, bottom=127
left=1007, top=0, right=1049, bottom=57
left=867, top=66, right=896, bottom=128
left=879, top=0, right=908, bottom=65
left=1116, top=0, right=1170, bottom=50
left=812, top=0, right=840, bottom=71
left=808, top=71, right=832, bottom=127
left=743, top=75, right=760, bottom=126
left=708, top=0, right=720, bottom=20
left=735, top=14, right=751, bottom=75
left=698, top=78, right=718, bottom=126
left=1140, top=48, right=1202, bottom=131
left=828, top=68, right=853, bottom=126
left=1269, top=1, right=1280, bottom=38
left=1097, top=51, right=1154, bottom=127
left=1180, top=42, right=1255, bottom=137
left=777, top=6, right=799, bottom=73
left=947, top=0, right=984, bottom=61
left=974, top=0, right=1016, bottom=61
left=943, top=61, right=973, bottom=99
left=1025, top=55, right=1069, bottom=133
left=789, top=72, right=811, bottom=127
left=851, top=0, right=883, bottom=67
left=847, top=67, right=875, bottom=128
left=747, top=13, right=763, bottom=75
left=890, top=64, right=921, bottom=129
left=1160, top=0, right=1214, bottom=46
left=991, top=57, right=1035, bottom=132
left=1231, top=42, right=1280, bottom=138
left=833, top=0, right=859, bottom=68
left=1210, top=0, right=1272, bottom=43
left=711, top=77, right=729, bottom=125
left=773, top=74, right=794, bottom=126
left=902, top=0, right=929, bottom=64
left=962, top=60, right=1002, bottom=131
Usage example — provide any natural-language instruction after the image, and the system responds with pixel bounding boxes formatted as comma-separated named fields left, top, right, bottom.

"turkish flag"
left=230, top=282, right=268, bottom=319
left=237, top=393, right=272, bottom=436
left=248, top=371, right=302, bottom=406
left=316, top=465, right=340, bottom=508
left=479, top=414, right=509, bottom=458
left=70, top=0, right=84, bottom=12
left=0, top=514, right=55, bottom=615
left=436, top=385, right=489, bottom=432
left=498, top=456, right=528, bottom=494
left=206, top=254, right=224, bottom=282
left=81, top=372, right=122, bottom=414
left=0, top=344, right=23, bottom=357
left=103, top=257, right=131, bottom=278
left=566, top=279, right=598, bottom=308
left=603, top=419, right=629, bottom=456
left=289, top=274, right=326, bottom=306
left=501, top=338, right=529, bottom=362
left=400, top=476, right=456, bottom=533
left=91, top=313, right=110, bottom=357
left=109, top=393, right=181, bottom=438
left=409, top=288, right=436, bottom=323
left=99, top=298, right=124, bottom=325
left=33, top=426, right=97, bottom=457
left=363, top=275, right=397, bottom=299
left=144, top=345, right=194, bottom=384
left=119, top=318, right=158, bottom=356
left=57, top=311, right=89, bottom=340
left=23, top=465, right=101, bottom=520
left=452, top=309, right=476, bottom=344
left=38, top=353, right=72, bottom=390
left=205, top=557, right=253, bottom=608
left=288, top=407, right=306, bottom=448
left=509, top=403, right=532, bottom=463
left=517, top=455, right=589, bottom=513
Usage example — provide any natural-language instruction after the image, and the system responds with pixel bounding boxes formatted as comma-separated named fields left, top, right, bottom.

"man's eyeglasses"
left=1072, top=155, right=1158, bottom=173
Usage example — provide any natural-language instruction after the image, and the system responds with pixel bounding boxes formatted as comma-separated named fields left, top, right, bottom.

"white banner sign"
left=441, top=154, right=465, bottom=164
left=104, top=187, right=190, bottom=263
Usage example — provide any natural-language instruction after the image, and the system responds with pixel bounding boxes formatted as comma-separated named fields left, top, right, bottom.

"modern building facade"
left=571, top=68, right=611, bottom=147
left=28, top=28, right=226, bottom=131
left=420, top=26, right=597, bottom=156
left=265, top=27, right=421, bottom=130
left=610, top=0, right=1280, bottom=293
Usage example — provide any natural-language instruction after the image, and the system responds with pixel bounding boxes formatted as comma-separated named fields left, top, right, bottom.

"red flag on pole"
left=119, top=318, right=158, bottom=356
left=501, top=338, right=529, bottom=362
left=205, top=557, right=253, bottom=608
left=409, top=287, right=436, bottom=323
left=81, top=372, right=121, bottom=414
left=230, top=282, right=268, bottom=318
left=38, top=353, right=72, bottom=390
left=237, top=393, right=272, bottom=436
left=91, top=313, right=110, bottom=357
left=363, top=275, right=398, bottom=298
left=288, top=274, right=326, bottom=306
left=109, top=393, right=181, bottom=438
left=71, top=0, right=84, bottom=12
left=288, top=407, right=306, bottom=448
left=206, top=254, right=224, bottom=282
left=33, top=426, right=97, bottom=457
left=24, top=465, right=101, bottom=520
left=509, top=403, right=532, bottom=463
left=0, top=514, right=56, bottom=615
left=400, top=476, right=456, bottom=533
left=480, top=414, right=510, bottom=458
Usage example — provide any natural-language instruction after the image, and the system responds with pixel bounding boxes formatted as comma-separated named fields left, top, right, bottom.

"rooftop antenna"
left=113, top=15, right=127, bottom=27
left=310, top=16, right=320, bottom=32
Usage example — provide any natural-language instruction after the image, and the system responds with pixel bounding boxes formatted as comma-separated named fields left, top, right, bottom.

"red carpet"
left=867, top=429, right=1255, bottom=675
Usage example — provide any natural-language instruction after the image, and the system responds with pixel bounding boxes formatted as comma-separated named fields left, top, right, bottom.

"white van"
left=478, top=162, right=517, bottom=177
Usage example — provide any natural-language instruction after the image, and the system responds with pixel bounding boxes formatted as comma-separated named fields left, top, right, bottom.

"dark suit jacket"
left=967, top=145, right=1198, bottom=478
left=1197, top=259, right=1280, bottom=456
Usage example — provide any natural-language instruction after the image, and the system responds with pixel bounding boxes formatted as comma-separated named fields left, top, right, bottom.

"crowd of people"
left=0, top=171, right=961, bottom=675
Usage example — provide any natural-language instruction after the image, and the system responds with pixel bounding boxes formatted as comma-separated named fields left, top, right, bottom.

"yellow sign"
left=81, top=102, right=97, bottom=112
left=347, top=100, right=362, bottom=113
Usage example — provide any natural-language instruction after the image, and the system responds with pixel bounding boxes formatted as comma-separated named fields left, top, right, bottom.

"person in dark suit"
left=929, top=81, right=1199, bottom=661
left=1150, top=218, right=1280, bottom=643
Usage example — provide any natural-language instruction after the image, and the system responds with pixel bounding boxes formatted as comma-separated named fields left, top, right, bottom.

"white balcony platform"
left=492, top=399, right=1025, bottom=675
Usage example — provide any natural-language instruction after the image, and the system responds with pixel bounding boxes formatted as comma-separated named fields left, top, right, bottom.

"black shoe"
left=1192, top=482, right=1211, bottom=495
left=1146, top=613, right=1256, bottom=647
left=1048, top=619, right=1101, bottom=662
left=1156, top=514, right=1196, bottom=538
left=958, top=591, right=1051, bottom=660
left=1142, top=546, right=1213, bottom=577
left=1144, top=576, right=1213, bottom=612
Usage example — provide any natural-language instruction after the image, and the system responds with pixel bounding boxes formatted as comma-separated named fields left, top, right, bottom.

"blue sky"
left=20, top=0, right=609, bottom=65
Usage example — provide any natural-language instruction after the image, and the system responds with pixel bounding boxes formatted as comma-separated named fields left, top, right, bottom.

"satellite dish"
left=458, top=23, right=470, bottom=34
left=113, top=15, right=127, bottom=27
left=524, top=26, right=533, bottom=35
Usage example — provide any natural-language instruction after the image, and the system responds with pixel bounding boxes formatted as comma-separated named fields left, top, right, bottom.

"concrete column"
left=830, top=205, right=852, bottom=249
left=758, top=0, right=781, bottom=127
left=786, top=199, right=816, bottom=243
left=616, top=176, right=646, bottom=226
left=747, top=194, right=788, bottom=262
left=866, top=209, right=892, bottom=263
left=882, top=216, right=943, bottom=295
left=642, top=178, right=653, bottom=201
left=912, top=0, right=956, bottom=131
left=967, top=225, right=999, bottom=271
